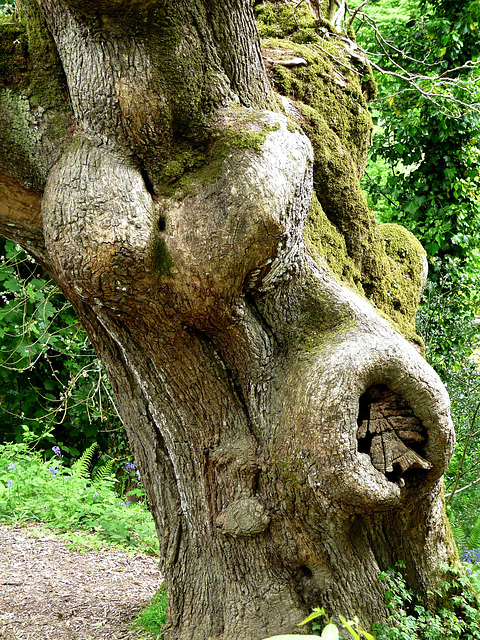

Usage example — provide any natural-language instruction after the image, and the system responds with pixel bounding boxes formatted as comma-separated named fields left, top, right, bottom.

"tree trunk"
left=0, top=1, right=457, bottom=638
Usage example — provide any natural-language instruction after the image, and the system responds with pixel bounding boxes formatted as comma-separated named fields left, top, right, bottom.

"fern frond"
left=451, top=522, right=466, bottom=544
left=71, top=442, right=98, bottom=480
left=467, top=515, right=480, bottom=551
left=92, top=458, right=115, bottom=484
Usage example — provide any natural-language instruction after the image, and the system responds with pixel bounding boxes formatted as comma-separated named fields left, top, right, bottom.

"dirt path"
left=0, top=523, right=162, bottom=640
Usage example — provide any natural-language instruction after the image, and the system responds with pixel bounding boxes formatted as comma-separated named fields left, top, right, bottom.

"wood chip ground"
left=0, top=523, right=163, bottom=640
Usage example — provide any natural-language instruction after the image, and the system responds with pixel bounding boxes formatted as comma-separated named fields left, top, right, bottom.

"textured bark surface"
left=0, top=1, right=457, bottom=639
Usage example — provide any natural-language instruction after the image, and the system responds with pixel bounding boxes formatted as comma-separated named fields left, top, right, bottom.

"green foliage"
left=261, top=636, right=321, bottom=639
left=354, top=0, right=413, bottom=32
left=357, top=0, right=480, bottom=269
left=0, top=239, right=124, bottom=457
left=375, top=562, right=480, bottom=640
left=260, top=607, right=374, bottom=639
left=465, top=518, right=480, bottom=552
left=260, top=562, right=480, bottom=640
left=0, top=1, right=14, bottom=17
left=0, top=439, right=159, bottom=555
left=416, top=263, right=480, bottom=376
left=298, top=607, right=374, bottom=640
left=415, top=266, right=480, bottom=539
left=131, top=585, right=168, bottom=639
left=353, top=0, right=480, bottom=321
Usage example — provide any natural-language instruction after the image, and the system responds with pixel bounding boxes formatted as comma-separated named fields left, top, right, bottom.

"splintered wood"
left=357, top=384, right=432, bottom=479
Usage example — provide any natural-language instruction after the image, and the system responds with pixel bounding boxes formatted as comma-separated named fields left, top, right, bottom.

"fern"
left=71, top=442, right=98, bottom=481
left=467, top=516, right=480, bottom=551
left=92, top=458, right=115, bottom=484
left=451, top=522, right=466, bottom=545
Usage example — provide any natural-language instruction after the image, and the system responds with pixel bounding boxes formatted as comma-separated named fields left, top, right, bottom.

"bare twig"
left=444, top=476, right=480, bottom=500
left=347, top=0, right=373, bottom=29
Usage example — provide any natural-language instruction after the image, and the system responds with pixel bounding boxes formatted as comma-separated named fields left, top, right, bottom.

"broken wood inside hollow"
left=357, top=384, right=432, bottom=481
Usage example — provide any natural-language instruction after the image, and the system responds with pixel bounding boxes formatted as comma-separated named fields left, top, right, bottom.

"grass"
left=131, top=586, right=168, bottom=639
left=349, top=0, right=415, bottom=34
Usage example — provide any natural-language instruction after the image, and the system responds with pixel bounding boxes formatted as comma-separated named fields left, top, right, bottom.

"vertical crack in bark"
left=357, top=384, right=432, bottom=484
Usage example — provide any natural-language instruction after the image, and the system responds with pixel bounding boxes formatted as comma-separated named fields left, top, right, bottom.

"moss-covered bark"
left=255, top=1, right=425, bottom=341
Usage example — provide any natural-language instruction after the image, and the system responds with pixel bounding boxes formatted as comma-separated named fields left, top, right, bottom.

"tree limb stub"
left=0, top=171, right=42, bottom=228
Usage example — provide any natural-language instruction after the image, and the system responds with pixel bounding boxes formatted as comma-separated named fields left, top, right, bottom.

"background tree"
left=360, top=0, right=480, bottom=266
left=0, top=1, right=457, bottom=638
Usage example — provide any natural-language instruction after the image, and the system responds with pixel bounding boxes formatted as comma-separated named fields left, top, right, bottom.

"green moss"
left=254, top=2, right=318, bottom=43
left=0, top=1, right=71, bottom=187
left=376, top=223, right=426, bottom=323
left=303, top=201, right=427, bottom=339
left=0, top=20, right=29, bottom=86
left=16, top=0, right=69, bottom=110
left=304, top=192, right=362, bottom=289
left=256, top=20, right=424, bottom=340
left=157, top=111, right=281, bottom=198
left=288, top=267, right=358, bottom=352
left=153, top=236, right=174, bottom=278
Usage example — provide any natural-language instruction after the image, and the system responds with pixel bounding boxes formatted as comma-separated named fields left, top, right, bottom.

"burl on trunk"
left=0, top=1, right=456, bottom=638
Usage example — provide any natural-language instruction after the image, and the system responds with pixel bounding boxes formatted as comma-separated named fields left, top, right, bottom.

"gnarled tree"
left=0, top=1, right=457, bottom=638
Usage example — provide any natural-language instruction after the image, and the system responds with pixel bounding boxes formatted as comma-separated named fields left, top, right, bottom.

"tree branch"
left=444, top=476, right=480, bottom=500
left=0, top=172, right=49, bottom=265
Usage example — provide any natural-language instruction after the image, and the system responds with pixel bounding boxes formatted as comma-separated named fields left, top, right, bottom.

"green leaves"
left=298, top=607, right=326, bottom=627
left=320, top=624, right=339, bottom=639
left=0, top=441, right=159, bottom=554
left=358, top=0, right=480, bottom=276
left=376, top=563, right=480, bottom=640
left=294, top=607, right=375, bottom=639
left=0, top=239, right=123, bottom=457
left=262, top=636, right=322, bottom=639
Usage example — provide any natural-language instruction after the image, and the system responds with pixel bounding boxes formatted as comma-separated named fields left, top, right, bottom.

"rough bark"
left=0, top=1, right=457, bottom=639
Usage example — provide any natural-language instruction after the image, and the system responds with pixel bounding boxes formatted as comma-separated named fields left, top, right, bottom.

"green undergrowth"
left=261, top=563, right=480, bottom=640
left=0, top=439, right=159, bottom=555
left=131, top=584, right=168, bottom=639
left=374, top=562, right=480, bottom=640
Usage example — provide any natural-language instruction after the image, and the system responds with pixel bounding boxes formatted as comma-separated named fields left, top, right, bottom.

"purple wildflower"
left=8, top=463, right=16, bottom=471
left=93, top=492, right=100, bottom=498
left=125, top=462, right=136, bottom=471
left=52, top=446, right=62, bottom=457
left=462, top=548, right=480, bottom=564
left=49, top=467, right=57, bottom=476
left=7, top=479, right=12, bottom=487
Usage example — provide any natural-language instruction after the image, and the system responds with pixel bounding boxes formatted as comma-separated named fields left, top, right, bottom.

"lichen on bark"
left=0, top=0, right=72, bottom=190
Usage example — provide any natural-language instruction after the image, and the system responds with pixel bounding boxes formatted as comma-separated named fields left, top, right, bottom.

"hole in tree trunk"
left=357, top=384, right=432, bottom=484
left=299, top=565, right=313, bottom=578
left=140, top=165, right=155, bottom=196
